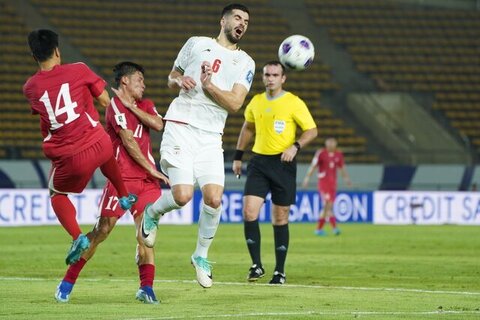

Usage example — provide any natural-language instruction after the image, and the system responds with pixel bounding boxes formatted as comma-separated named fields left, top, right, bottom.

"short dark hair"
left=113, top=61, right=145, bottom=88
left=221, top=3, right=249, bottom=17
left=27, top=29, right=59, bottom=62
left=263, top=60, right=286, bottom=75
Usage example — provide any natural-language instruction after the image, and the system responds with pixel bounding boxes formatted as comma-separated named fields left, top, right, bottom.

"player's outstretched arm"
left=232, top=121, right=255, bottom=177
left=95, top=90, right=111, bottom=108
left=118, top=129, right=169, bottom=184
left=200, top=61, right=248, bottom=113
left=281, top=127, right=318, bottom=162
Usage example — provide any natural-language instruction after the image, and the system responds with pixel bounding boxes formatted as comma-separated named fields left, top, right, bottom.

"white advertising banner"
left=0, top=189, right=192, bottom=226
left=374, top=191, right=480, bottom=225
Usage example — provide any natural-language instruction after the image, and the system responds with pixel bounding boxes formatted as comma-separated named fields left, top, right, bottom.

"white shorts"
left=160, top=121, right=225, bottom=188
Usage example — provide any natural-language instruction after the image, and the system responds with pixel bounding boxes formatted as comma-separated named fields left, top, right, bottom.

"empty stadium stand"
left=305, top=0, right=480, bottom=157
left=0, top=0, right=43, bottom=159
left=0, top=0, right=376, bottom=163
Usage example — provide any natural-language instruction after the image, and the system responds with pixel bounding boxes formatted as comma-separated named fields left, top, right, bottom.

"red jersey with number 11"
left=23, top=62, right=107, bottom=159
left=105, top=97, right=160, bottom=181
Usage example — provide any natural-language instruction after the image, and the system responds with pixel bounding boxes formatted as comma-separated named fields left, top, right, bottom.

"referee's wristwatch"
left=293, top=141, right=301, bottom=151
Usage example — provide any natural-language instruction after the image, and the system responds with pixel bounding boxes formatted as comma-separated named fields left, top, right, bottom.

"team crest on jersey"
left=274, top=120, right=286, bottom=134
left=114, top=113, right=127, bottom=129
left=173, top=145, right=181, bottom=155
left=246, top=70, right=254, bottom=84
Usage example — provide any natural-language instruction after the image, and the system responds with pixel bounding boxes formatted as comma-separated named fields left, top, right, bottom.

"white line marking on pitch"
left=123, top=310, right=480, bottom=320
left=0, top=276, right=479, bottom=296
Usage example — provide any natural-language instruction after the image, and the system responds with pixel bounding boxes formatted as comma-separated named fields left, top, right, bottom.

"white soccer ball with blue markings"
left=278, top=35, right=315, bottom=71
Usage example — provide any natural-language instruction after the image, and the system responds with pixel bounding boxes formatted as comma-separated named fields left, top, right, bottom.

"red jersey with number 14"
left=23, top=62, right=107, bottom=159
left=105, top=97, right=160, bottom=181
left=314, top=149, right=344, bottom=187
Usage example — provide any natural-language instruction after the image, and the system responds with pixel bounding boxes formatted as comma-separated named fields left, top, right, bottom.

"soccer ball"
left=278, top=35, right=315, bottom=71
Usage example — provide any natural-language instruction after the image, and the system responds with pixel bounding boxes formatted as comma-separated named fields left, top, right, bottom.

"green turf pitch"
left=0, top=224, right=479, bottom=319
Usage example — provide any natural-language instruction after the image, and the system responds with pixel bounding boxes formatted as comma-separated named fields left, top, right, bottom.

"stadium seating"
left=305, top=0, right=480, bottom=155
left=0, top=0, right=42, bottom=159
left=0, top=0, right=375, bottom=163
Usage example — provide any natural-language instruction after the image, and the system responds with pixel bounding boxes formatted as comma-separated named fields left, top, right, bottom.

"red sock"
left=51, top=194, right=81, bottom=240
left=329, top=216, right=337, bottom=228
left=63, top=258, right=87, bottom=284
left=100, top=155, right=128, bottom=198
left=317, top=218, right=326, bottom=230
left=139, top=264, right=155, bottom=288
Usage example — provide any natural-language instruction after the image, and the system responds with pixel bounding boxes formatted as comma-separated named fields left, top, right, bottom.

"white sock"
left=194, top=202, right=221, bottom=258
left=148, top=190, right=182, bottom=219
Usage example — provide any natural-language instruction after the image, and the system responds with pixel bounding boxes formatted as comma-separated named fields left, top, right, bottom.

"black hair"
left=113, top=61, right=145, bottom=88
left=221, top=3, right=249, bottom=17
left=27, top=29, right=59, bottom=62
left=263, top=60, right=286, bottom=75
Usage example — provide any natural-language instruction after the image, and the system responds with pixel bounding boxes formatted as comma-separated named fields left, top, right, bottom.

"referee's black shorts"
left=244, top=153, right=297, bottom=206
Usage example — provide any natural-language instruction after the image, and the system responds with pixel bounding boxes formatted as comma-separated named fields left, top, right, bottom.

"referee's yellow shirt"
left=244, top=91, right=317, bottom=155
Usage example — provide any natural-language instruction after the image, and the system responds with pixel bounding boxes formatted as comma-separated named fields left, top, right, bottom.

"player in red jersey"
left=302, top=137, right=351, bottom=236
left=55, top=62, right=169, bottom=303
left=23, top=29, right=137, bottom=265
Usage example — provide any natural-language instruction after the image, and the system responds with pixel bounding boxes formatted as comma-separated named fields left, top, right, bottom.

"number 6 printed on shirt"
left=39, top=83, right=80, bottom=130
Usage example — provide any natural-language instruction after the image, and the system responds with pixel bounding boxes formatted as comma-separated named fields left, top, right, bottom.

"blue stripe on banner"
left=31, top=160, right=47, bottom=189
left=380, top=165, right=416, bottom=190
left=459, top=166, right=474, bottom=191
left=193, top=190, right=373, bottom=223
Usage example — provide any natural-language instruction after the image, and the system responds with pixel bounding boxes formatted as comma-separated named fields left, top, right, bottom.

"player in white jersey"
left=141, top=3, right=255, bottom=288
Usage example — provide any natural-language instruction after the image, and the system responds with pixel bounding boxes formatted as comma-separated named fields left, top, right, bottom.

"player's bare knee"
left=172, top=189, right=192, bottom=206
left=243, top=206, right=259, bottom=221
left=203, top=196, right=222, bottom=209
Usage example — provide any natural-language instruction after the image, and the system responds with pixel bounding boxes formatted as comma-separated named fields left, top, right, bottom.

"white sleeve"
left=173, top=37, right=199, bottom=74
left=235, top=57, right=255, bottom=91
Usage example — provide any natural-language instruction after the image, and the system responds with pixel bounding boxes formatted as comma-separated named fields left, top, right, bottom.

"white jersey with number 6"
left=164, top=36, right=255, bottom=134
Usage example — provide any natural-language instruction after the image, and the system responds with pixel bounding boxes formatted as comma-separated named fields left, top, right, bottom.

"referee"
left=232, top=61, right=317, bottom=284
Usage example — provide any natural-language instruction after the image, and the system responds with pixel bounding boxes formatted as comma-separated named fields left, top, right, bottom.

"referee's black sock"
left=273, top=224, right=289, bottom=274
left=244, top=219, right=262, bottom=267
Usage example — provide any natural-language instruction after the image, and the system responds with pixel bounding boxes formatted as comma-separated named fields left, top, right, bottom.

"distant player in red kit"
left=302, top=137, right=351, bottom=236
left=55, top=62, right=169, bottom=304
left=23, top=30, right=136, bottom=265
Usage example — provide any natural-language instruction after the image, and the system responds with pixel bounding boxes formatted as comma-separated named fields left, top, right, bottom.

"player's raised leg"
left=55, top=215, right=117, bottom=302
left=243, top=195, right=265, bottom=281
left=99, top=155, right=137, bottom=210
left=141, top=181, right=189, bottom=248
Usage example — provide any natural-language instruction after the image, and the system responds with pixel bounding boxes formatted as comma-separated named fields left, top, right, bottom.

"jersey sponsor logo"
left=246, top=70, right=254, bottom=84
left=274, top=120, right=286, bottom=134
left=202, top=48, right=211, bottom=52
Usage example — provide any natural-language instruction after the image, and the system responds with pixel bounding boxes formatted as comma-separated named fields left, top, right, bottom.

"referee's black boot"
left=269, top=271, right=286, bottom=285
left=247, top=264, right=265, bottom=282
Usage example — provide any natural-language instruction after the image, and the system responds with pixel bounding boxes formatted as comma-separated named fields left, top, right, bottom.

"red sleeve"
left=142, top=99, right=161, bottom=116
left=23, top=79, right=39, bottom=115
left=108, top=97, right=129, bottom=134
left=77, top=63, right=106, bottom=98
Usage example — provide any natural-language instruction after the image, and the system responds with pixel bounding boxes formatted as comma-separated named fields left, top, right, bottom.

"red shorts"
left=318, top=181, right=337, bottom=203
left=49, top=133, right=113, bottom=194
left=99, top=179, right=161, bottom=219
